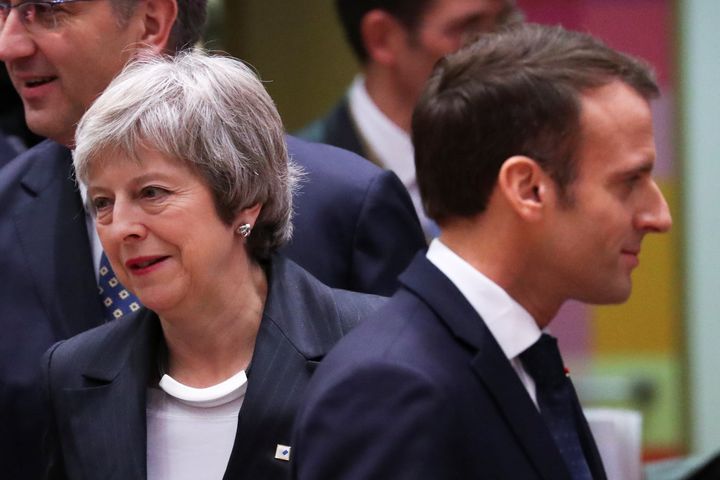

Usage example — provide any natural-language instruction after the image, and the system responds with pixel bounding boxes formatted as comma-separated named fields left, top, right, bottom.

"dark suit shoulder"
left=320, top=287, right=459, bottom=378
left=265, top=256, right=385, bottom=350
left=292, top=289, right=468, bottom=479
left=293, top=97, right=365, bottom=157
left=0, top=140, right=72, bottom=205
left=43, top=311, right=148, bottom=385
left=286, top=134, right=376, bottom=183
left=0, top=133, right=21, bottom=168
left=282, top=135, right=425, bottom=296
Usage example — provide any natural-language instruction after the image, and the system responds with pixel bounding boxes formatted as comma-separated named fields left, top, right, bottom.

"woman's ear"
left=234, top=203, right=263, bottom=232
left=497, top=156, right=550, bottom=222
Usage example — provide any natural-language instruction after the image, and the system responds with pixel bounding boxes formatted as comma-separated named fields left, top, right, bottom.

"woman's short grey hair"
left=74, top=50, right=299, bottom=260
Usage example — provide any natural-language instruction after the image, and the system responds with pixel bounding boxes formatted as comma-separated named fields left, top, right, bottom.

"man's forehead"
left=578, top=81, right=653, bottom=129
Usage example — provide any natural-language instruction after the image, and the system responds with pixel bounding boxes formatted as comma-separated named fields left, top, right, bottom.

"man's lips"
left=621, top=249, right=640, bottom=267
left=124, top=256, right=170, bottom=275
left=24, top=76, right=57, bottom=88
left=11, top=72, right=58, bottom=87
left=12, top=74, right=59, bottom=100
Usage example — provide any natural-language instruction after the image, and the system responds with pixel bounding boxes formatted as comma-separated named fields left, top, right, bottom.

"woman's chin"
left=134, top=290, right=183, bottom=317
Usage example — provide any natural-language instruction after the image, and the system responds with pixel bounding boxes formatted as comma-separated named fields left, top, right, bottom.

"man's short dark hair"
left=412, top=23, right=659, bottom=224
left=113, top=0, right=207, bottom=52
left=334, top=0, right=432, bottom=63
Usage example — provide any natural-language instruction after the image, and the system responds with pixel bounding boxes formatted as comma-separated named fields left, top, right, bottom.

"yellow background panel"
left=592, top=181, right=682, bottom=354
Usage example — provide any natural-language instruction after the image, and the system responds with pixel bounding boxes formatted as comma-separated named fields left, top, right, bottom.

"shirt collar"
left=426, top=239, right=541, bottom=360
left=347, top=75, right=415, bottom=186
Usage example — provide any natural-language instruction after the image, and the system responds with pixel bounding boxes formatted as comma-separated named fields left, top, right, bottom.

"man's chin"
left=24, top=112, right=74, bottom=147
left=576, top=280, right=632, bottom=306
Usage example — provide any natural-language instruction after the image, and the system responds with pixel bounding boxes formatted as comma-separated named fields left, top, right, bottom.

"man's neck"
left=440, top=220, right=562, bottom=329
left=363, top=66, right=415, bottom=133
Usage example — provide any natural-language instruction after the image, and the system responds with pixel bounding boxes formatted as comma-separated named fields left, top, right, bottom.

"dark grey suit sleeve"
left=41, top=341, right=68, bottom=480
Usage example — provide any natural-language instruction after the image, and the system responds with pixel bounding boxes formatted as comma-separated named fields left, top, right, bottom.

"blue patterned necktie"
left=520, top=334, right=593, bottom=480
left=98, top=252, right=141, bottom=321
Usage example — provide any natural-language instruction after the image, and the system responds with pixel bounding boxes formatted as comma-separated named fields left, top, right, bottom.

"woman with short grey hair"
left=73, top=51, right=296, bottom=260
left=42, top=50, right=382, bottom=479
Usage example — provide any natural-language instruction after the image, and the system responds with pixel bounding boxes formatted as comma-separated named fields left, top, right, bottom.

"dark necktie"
left=520, top=333, right=593, bottom=480
left=98, top=252, right=141, bottom=321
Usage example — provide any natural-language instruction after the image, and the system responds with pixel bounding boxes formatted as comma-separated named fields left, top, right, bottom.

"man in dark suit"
left=293, top=24, right=673, bottom=479
left=298, top=0, right=521, bottom=237
left=0, top=0, right=423, bottom=477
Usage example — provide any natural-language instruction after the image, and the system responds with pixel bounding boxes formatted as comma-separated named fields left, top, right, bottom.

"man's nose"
left=0, top=11, right=36, bottom=63
left=636, top=181, right=673, bottom=234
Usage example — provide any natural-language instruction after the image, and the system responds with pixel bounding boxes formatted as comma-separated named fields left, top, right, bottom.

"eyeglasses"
left=0, top=0, right=96, bottom=33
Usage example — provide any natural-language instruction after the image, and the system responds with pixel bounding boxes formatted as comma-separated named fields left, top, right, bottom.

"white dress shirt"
left=77, top=181, right=103, bottom=280
left=348, top=75, right=437, bottom=238
left=426, top=239, right=542, bottom=406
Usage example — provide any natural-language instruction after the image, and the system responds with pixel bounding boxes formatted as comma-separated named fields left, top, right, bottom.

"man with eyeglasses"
left=0, top=0, right=424, bottom=477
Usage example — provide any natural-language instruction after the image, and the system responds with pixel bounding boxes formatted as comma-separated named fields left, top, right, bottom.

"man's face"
left=539, top=81, right=672, bottom=306
left=0, top=1, right=144, bottom=146
left=395, top=0, right=512, bottom=106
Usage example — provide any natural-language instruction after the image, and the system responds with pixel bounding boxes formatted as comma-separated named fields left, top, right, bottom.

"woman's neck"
left=159, top=259, right=268, bottom=388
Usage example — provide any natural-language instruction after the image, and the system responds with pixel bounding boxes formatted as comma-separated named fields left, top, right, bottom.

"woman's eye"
left=141, top=186, right=169, bottom=199
left=92, top=197, right=112, bottom=212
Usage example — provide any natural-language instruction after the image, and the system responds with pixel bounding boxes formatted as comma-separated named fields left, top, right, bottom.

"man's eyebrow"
left=611, top=160, right=655, bottom=180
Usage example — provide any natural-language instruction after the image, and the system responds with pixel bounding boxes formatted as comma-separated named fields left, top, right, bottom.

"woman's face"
left=87, top=147, right=252, bottom=316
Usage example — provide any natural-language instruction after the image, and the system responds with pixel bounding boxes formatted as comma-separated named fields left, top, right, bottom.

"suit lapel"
left=470, top=349, right=572, bottom=480
left=572, top=385, right=608, bottom=479
left=60, top=311, right=159, bottom=480
left=325, top=97, right=378, bottom=165
left=224, top=257, right=343, bottom=477
left=13, top=143, right=103, bottom=336
left=400, top=255, right=572, bottom=480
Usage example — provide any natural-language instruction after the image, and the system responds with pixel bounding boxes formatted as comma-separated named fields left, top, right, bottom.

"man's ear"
left=497, top=156, right=551, bottom=221
left=136, top=0, right=178, bottom=53
left=361, top=10, right=409, bottom=66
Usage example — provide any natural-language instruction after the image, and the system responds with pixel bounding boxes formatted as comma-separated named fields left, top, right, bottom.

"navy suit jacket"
left=0, top=136, right=423, bottom=478
left=283, top=135, right=425, bottom=294
left=293, top=254, right=607, bottom=480
left=42, top=256, right=385, bottom=479
left=0, top=132, right=20, bottom=167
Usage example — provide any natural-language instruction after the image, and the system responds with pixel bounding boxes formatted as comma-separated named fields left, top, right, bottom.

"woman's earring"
left=237, top=224, right=252, bottom=238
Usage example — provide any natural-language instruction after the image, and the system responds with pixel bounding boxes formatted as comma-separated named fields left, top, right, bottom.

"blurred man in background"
left=299, top=0, right=521, bottom=236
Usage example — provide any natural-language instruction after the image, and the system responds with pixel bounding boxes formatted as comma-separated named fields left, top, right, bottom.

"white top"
left=426, top=239, right=542, bottom=406
left=348, top=75, right=437, bottom=238
left=146, top=370, right=248, bottom=480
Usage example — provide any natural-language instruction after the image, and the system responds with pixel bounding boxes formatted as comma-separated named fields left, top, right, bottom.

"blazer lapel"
left=572, top=385, right=608, bottom=479
left=470, top=348, right=572, bottom=480
left=13, top=143, right=103, bottom=336
left=324, top=96, right=371, bottom=163
left=224, top=257, right=344, bottom=478
left=400, top=255, right=572, bottom=480
left=59, top=311, right=160, bottom=480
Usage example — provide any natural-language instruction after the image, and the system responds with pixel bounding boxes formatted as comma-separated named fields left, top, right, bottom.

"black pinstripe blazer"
left=41, top=256, right=385, bottom=480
